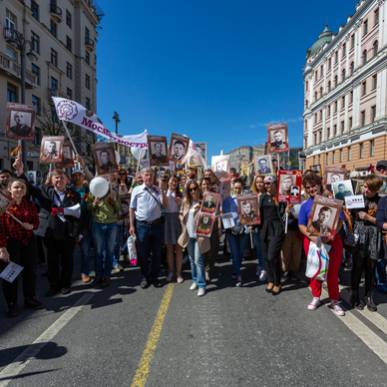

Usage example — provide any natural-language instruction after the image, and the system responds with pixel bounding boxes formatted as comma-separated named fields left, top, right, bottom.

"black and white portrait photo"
left=40, top=136, right=64, bottom=164
left=332, top=180, right=354, bottom=201
left=92, top=142, right=118, bottom=175
left=268, top=123, right=288, bottom=153
left=148, top=135, right=169, bottom=166
left=169, top=134, right=189, bottom=162
left=5, top=103, right=35, bottom=140
left=255, top=155, right=273, bottom=175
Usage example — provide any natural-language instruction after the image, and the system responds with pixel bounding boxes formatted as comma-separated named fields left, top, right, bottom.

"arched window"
left=373, top=40, right=378, bottom=57
left=362, top=49, right=367, bottom=64
left=328, top=80, right=331, bottom=91
left=350, top=61, right=355, bottom=75
left=342, top=68, right=346, bottom=81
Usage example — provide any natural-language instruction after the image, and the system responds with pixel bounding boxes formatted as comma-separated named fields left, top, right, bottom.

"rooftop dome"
left=307, top=26, right=334, bottom=58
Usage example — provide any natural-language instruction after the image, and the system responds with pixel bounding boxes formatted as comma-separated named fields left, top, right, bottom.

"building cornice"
left=306, top=0, right=380, bottom=69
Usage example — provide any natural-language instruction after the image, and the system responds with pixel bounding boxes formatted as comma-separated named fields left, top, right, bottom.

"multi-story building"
left=0, top=0, right=102, bottom=170
left=303, top=0, right=387, bottom=173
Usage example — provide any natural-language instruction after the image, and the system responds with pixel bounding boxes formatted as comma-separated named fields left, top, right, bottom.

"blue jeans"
left=75, top=234, right=92, bottom=276
left=114, top=224, right=129, bottom=266
left=187, top=238, right=206, bottom=288
left=136, top=220, right=163, bottom=281
left=92, top=222, right=118, bottom=279
left=227, top=232, right=248, bottom=276
left=253, top=229, right=265, bottom=270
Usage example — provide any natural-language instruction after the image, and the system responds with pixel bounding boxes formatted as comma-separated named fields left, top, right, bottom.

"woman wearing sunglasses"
left=260, top=175, right=286, bottom=295
left=178, top=180, right=210, bottom=296
left=298, top=173, right=345, bottom=316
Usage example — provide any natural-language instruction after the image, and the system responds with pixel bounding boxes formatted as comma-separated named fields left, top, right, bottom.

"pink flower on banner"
left=57, top=100, right=78, bottom=120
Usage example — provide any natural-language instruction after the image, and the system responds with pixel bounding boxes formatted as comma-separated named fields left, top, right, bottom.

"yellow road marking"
left=130, top=284, right=175, bottom=387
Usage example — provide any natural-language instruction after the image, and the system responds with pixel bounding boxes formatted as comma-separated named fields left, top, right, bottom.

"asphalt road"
left=0, top=255, right=387, bottom=387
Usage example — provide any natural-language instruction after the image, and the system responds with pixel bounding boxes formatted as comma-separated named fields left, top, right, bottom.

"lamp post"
left=4, top=4, right=36, bottom=166
left=112, top=111, right=120, bottom=135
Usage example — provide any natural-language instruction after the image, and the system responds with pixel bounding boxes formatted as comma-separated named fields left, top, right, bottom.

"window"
left=32, top=95, right=41, bottom=115
left=349, top=117, right=353, bottom=129
left=350, top=61, right=355, bottom=75
left=305, top=99, right=309, bottom=108
left=6, top=83, right=18, bottom=102
left=319, top=110, right=323, bottom=121
left=359, top=143, right=365, bottom=159
left=66, top=36, right=72, bottom=51
left=314, top=132, right=317, bottom=145
left=371, top=105, right=376, bottom=122
left=351, top=34, right=355, bottom=49
left=85, top=51, right=90, bottom=65
left=85, top=74, right=90, bottom=89
left=334, top=74, right=338, bottom=86
left=374, top=8, right=379, bottom=26
left=66, top=88, right=72, bottom=99
left=362, top=81, right=367, bottom=96
left=314, top=113, right=317, bottom=124
left=328, top=57, right=332, bottom=70
left=66, top=10, right=72, bottom=28
left=361, top=110, right=366, bottom=126
left=315, top=71, right=318, bottom=81
left=373, top=40, right=378, bottom=57
left=66, top=62, right=72, bottom=79
left=320, top=86, right=323, bottom=98
left=362, top=49, right=367, bottom=65
left=327, top=127, right=330, bottom=139
left=363, top=19, right=368, bottom=36
left=328, top=80, right=331, bottom=92
left=348, top=146, right=352, bottom=161
left=5, top=46, right=17, bottom=61
left=31, top=1, right=39, bottom=21
left=85, top=26, right=90, bottom=43
left=31, top=31, right=40, bottom=54
left=334, top=124, right=337, bottom=136
left=342, top=69, right=346, bottom=81
left=372, top=74, right=377, bottom=90
left=50, top=76, right=58, bottom=95
left=335, top=51, right=338, bottom=64
left=341, top=96, right=345, bottom=110
left=334, top=101, right=338, bottom=113
left=342, top=43, right=346, bottom=58
left=339, top=149, right=343, bottom=162
left=85, top=97, right=91, bottom=110
left=314, top=91, right=318, bottom=101
left=341, top=120, right=345, bottom=134
left=350, top=91, right=353, bottom=104
left=31, top=63, right=40, bottom=85
left=370, top=140, right=375, bottom=157
left=51, top=48, right=58, bottom=67
left=320, top=65, right=324, bottom=78
left=327, top=105, right=331, bottom=117
left=50, top=19, right=57, bottom=37
left=5, top=9, right=17, bottom=32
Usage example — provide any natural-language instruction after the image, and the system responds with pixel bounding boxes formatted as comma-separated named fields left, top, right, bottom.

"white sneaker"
left=307, top=297, right=321, bottom=311
left=177, top=276, right=184, bottom=284
left=189, top=282, right=198, bottom=291
left=329, top=302, right=345, bottom=316
left=167, top=272, right=174, bottom=282
left=197, top=288, right=206, bottom=297
left=259, top=270, right=267, bottom=282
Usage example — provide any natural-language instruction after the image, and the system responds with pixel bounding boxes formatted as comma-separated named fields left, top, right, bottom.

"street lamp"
left=112, top=111, right=120, bottom=135
left=4, top=10, right=37, bottom=166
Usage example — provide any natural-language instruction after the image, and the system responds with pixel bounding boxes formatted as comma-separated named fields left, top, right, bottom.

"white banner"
left=52, top=97, right=148, bottom=148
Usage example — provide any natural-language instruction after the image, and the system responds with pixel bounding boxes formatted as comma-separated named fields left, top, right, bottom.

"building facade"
left=0, top=0, right=102, bottom=170
left=303, top=0, right=387, bottom=173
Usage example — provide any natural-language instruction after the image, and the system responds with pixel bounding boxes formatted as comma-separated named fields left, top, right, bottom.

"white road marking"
left=0, top=291, right=95, bottom=387
left=322, top=289, right=387, bottom=365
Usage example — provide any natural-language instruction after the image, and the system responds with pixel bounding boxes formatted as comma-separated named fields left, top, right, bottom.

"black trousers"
left=351, top=249, right=376, bottom=295
left=46, top=238, right=75, bottom=290
left=1, top=237, right=38, bottom=307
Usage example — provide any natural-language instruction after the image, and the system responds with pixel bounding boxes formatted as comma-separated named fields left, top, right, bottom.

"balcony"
left=0, top=52, right=37, bottom=88
left=50, top=1, right=62, bottom=22
left=3, top=27, right=19, bottom=42
left=85, top=37, right=95, bottom=51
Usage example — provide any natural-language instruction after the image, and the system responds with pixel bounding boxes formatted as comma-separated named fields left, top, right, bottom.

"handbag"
left=305, top=241, right=330, bottom=282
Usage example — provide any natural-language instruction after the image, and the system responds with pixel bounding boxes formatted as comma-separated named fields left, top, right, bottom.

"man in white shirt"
left=130, top=168, right=168, bottom=288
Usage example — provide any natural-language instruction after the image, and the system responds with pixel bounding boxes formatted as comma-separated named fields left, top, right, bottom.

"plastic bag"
left=126, top=236, right=138, bottom=266
left=305, top=241, right=330, bottom=282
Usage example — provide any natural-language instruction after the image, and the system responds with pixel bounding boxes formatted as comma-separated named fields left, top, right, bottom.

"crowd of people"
left=0, top=153, right=387, bottom=320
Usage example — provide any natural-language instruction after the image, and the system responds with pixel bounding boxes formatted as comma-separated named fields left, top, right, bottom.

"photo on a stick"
left=255, top=154, right=273, bottom=175
left=40, top=136, right=64, bottom=164
left=201, top=191, right=220, bottom=214
left=267, top=123, right=288, bottom=153
left=237, top=194, right=260, bottom=226
left=196, top=213, right=216, bottom=238
left=169, top=133, right=189, bottom=163
left=5, top=103, right=36, bottom=140
left=92, top=142, right=118, bottom=175
left=148, top=135, right=169, bottom=166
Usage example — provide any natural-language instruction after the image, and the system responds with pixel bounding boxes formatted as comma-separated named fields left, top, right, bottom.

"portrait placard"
left=311, top=164, right=321, bottom=175
left=5, top=103, right=35, bottom=140
left=211, top=155, right=230, bottom=177
left=201, top=192, right=220, bottom=214
left=237, top=194, right=260, bottom=226
left=40, top=136, right=64, bottom=164
left=278, top=170, right=302, bottom=204
left=255, top=154, right=273, bottom=175
left=324, top=167, right=347, bottom=185
left=92, top=142, right=118, bottom=175
left=344, top=195, right=365, bottom=209
left=26, top=171, right=37, bottom=185
left=169, top=133, right=189, bottom=163
left=194, top=142, right=208, bottom=165
left=148, top=135, right=169, bottom=166
left=332, top=180, right=354, bottom=201
left=196, top=213, right=216, bottom=238
left=56, top=140, right=75, bottom=168
left=267, top=123, right=289, bottom=153
left=307, top=195, right=343, bottom=236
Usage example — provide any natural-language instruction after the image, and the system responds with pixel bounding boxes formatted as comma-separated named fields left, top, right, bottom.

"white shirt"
left=130, top=184, right=162, bottom=222
left=165, top=190, right=180, bottom=214
left=187, top=202, right=198, bottom=238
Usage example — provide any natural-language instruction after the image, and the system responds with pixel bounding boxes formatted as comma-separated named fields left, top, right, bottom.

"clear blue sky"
left=96, top=0, right=357, bottom=158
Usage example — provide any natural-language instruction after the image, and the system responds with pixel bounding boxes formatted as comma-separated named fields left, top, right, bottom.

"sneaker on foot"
left=259, top=270, right=267, bottom=282
left=197, top=288, right=206, bottom=297
left=176, top=275, right=184, bottom=284
left=329, top=302, right=345, bottom=316
left=307, top=297, right=321, bottom=311
left=189, top=282, right=198, bottom=291
left=236, top=276, right=242, bottom=287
